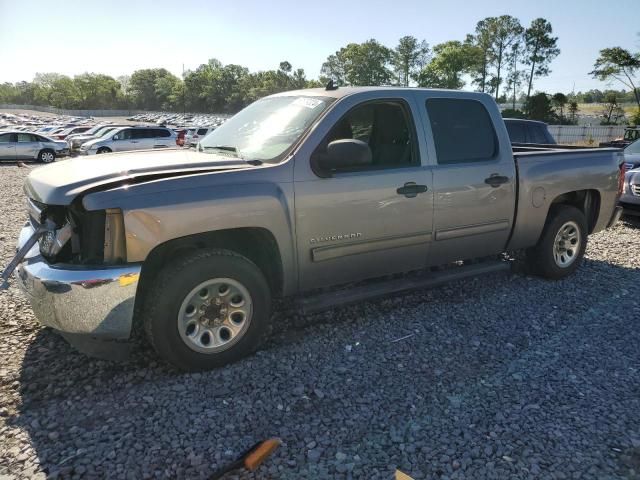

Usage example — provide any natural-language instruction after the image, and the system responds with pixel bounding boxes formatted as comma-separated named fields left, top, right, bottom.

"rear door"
left=152, top=128, right=174, bottom=148
left=419, top=94, right=516, bottom=264
left=0, top=133, right=16, bottom=160
left=15, top=133, right=40, bottom=159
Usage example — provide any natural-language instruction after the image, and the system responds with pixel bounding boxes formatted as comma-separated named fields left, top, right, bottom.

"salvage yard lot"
left=0, top=164, right=639, bottom=479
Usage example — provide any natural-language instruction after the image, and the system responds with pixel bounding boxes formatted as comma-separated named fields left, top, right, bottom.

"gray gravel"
left=1, top=163, right=639, bottom=479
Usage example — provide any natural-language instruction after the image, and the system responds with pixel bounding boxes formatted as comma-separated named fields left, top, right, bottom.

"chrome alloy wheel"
left=41, top=151, right=55, bottom=163
left=177, top=278, right=252, bottom=353
left=553, top=220, right=581, bottom=268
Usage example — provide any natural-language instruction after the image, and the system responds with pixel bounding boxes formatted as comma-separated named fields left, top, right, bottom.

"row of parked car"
left=0, top=111, right=228, bottom=162
left=127, top=112, right=230, bottom=128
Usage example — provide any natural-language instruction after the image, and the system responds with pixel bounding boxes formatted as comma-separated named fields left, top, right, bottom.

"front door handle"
left=484, top=174, right=509, bottom=188
left=397, top=182, right=428, bottom=198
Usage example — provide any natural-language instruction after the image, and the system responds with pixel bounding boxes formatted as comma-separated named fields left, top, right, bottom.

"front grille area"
left=624, top=162, right=637, bottom=171
left=632, top=184, right=640, bottom=196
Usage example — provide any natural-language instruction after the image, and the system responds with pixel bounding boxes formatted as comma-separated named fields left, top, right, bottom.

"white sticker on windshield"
left=293, top=97, right=323, bottom=109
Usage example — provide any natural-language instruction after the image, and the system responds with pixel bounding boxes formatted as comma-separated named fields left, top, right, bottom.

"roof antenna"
left=325, top=79, right=338, bottom=91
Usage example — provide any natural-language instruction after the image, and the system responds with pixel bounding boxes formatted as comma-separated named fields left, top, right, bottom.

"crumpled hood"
left=25, top=149, right=251, bottom=205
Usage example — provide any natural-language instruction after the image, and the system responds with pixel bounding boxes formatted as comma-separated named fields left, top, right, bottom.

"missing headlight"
left=104, top=209, right=126, bottom=264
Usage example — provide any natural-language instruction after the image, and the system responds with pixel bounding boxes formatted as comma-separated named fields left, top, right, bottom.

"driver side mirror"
left=314, top=139, right=372, bottom=177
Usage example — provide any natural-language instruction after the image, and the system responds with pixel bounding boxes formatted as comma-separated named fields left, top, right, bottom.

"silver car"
left=622, top=138, right=640, bottom=171
left=80, top=126, right=177, bottom=155
left=67, top=125, right=123, bottom=151
left=0, top=131, right=69, bottom=162
left=619, top=167, right=640, bottom=216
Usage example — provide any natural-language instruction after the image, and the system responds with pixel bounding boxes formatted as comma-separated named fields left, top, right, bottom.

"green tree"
left=321, top=39, right=393, bottom=86
left=568, top=100, right=579, bottom=124
left=467, top=19, right=496, bottom=93
left=600, top=91, right=625, bottom=125
left=129, top=68, right=181, bottom=110
left=488, top=15, right=524, bottom=101
left=73, top=73, right=121, bottom=109
left=415, top=41, right=479, bottom=89
left=524, top=92, right=555, bottom=122
left=590, top=47, right=640, bottom=109
left=524, top=18, right=560, bottom=102
left=505, top=37, right=525, bottom=109
left=551, top=92, right=568, bottom=123
left=391, top=35, right=429, bottom=86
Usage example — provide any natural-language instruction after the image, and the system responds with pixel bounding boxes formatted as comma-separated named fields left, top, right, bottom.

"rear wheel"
left=38, top=149, right=55, bottom=163
left=142, top=249, right=272, bottom=371
left=96, top=147, right=111, bottom=154
left=526, top=205, right=588, bottom=279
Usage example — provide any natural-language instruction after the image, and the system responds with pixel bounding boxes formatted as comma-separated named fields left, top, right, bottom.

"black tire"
left=526, top=205, right=588, bottom=280
left=96, top=147, right=111, bottom=154
left=38, top=149, right=56, bottom=163
left=142, top=249, right=272, bottom=371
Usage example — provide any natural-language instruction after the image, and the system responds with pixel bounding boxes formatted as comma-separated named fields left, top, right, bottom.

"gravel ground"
left=0, top=163, right=639, bottom=479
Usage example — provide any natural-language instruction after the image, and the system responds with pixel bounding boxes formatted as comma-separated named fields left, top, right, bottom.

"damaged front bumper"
left=13, top=223, right=141, bottom=341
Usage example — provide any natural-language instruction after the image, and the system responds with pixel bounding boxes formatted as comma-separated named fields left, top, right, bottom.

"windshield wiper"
left=202, top=145, right=241, bottom=157
left=201, top=145, right=262, bottom=165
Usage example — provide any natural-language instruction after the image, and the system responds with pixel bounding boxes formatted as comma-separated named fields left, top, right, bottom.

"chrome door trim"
left=311, top=231, right=432, bottom=262
left=435, top=220, right=510, bottom=241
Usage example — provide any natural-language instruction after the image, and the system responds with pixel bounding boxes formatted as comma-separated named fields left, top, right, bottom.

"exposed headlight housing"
left=39, top=222, right=73, bottom=258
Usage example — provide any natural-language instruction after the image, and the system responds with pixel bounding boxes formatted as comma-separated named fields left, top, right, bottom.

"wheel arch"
left=549, top=189, right=600, bottom=233
left=134, top=227, right=284, bottom=324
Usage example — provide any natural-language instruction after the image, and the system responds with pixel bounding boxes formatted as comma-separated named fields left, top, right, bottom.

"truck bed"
left=507, top=145, right=623, bottom=251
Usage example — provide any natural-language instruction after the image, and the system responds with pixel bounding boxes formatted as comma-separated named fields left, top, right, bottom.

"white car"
left=185, top=127, right=215, bottom=147
left=80, top=127, right=177, bottom=155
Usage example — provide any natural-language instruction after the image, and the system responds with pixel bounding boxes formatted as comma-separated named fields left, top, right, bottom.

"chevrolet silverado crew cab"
left=3, top=87, right=624, bottom=371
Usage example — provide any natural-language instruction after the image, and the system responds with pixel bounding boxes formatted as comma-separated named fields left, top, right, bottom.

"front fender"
left=81, top=164, right=297, bottom=295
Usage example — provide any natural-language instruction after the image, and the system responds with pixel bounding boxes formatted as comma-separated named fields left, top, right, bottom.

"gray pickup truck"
left=4, top=87, right=624, bottom=370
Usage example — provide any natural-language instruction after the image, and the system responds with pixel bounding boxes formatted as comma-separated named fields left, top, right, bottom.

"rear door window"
left=133, top=129, right=150, bottom=139
left=17, top=133, right=37, bottom=142
left=197, top=128, right=208, bottom=136
left=425, top=98, right=497, bottom=164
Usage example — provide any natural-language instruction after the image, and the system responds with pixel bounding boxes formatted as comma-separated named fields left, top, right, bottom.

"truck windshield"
left=198, top=95, right=334, bottom=162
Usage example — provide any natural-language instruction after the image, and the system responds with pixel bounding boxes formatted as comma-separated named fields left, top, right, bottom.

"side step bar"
left=295, top=260, right=511, bottom=315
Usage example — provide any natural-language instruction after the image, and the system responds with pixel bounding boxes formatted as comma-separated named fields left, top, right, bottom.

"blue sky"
left=0, top=0, right=638, bottom=94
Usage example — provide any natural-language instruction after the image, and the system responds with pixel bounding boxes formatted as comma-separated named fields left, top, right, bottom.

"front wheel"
left=96, top=147, right=111, bottom=154
left=526, top=205, right=588, bottom=279
left=142, top=249, right=272, bottom=371
left=38, top=149, right=56, bottom=163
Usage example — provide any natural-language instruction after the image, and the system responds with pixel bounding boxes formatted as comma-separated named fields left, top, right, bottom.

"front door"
left=294, top=98, right=434, bottom=291
left=112, top=129, right=135, bottom=152
left=0, top=133, right=16, bottom=160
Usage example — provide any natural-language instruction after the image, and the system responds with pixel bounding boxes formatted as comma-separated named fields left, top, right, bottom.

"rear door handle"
left=484, top=175, right=509, bottom=187
left=397, top=182, right=428, bottom=198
